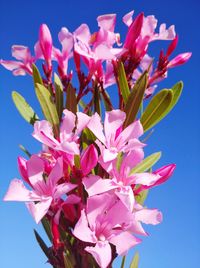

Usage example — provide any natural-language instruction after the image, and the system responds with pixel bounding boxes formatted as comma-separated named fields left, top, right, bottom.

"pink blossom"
left=4, top=156, right=77, bottom=223
left=0, top=45, right=34, bottom=75
left=87, top=110, right=144, bottom=164
left=73, top=193, right=141, bottom=268
left=39, top=24, right=53, bottom=68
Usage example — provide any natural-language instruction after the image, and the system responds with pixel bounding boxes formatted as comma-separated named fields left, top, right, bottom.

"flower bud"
left=39, top=24, right=52, bottom=67
left=80, top=144, right=98, bottom=176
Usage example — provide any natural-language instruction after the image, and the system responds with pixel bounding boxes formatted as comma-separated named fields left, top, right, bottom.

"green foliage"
left=12, top=91, right=39, bottom=125
left=124, top=72, right=148, bottom=128
left=54, top=73, right=63, bottom=120
left=35, top=83, right=59, bottom=136
left=130, top=152, right=161, bottom=174
left=135, top=189, right=149, bottom=205
left=130, top=252, right=139, bottom=268
left=118, top=61, right=130, bottom=104
left=141, top=89, right=173, bottom=132
left=34, top=229, right=50, bottom=259
left=32, top=64, right=43, bottom=86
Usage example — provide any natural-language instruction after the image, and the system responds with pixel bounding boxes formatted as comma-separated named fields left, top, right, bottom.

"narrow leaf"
left=34, top=229, right=50, bottom=259
left=32, top=64, right=43, bottom=86
left=130, top=152, right=161, bottom=174
left=12, top=91, right=39, bottom=125
left=94, top=84, right=101, bottom=115
left=157, top=81, right=183, bottom=122
left=35, top=83, right=59, bottom=136
left=54, top=73, right=63, bottom=120
left=101, top=90, right=112, bottom=111
left=141, top=89, right=173, bottom=132
left=19, top=144, right=31, bottom=158
left=130, top=252, right=139, bottom=268
left=41, top=217, right=52, bottom=242
left=118, top=61, right=130, bottom=104
left=135, top=189, right=149, bottom=205
left=120, top=256, right=126, bottom=268
left=124, top=71, right=148, bottom=128
left=66, top=84, right=77, bottom=114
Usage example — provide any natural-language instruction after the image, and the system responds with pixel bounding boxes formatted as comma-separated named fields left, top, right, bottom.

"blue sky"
left=0, top=0, right=199, bottom=267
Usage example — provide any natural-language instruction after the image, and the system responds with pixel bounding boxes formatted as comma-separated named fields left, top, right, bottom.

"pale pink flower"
left=4, top=156, right=77, bottom=223
left=0, top=45, right=34, bottom=75
left=73, top=193, right=141, bottom=268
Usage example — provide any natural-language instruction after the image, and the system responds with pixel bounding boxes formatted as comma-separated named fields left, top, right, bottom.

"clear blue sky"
left=0, top=0, right=199, bottom=267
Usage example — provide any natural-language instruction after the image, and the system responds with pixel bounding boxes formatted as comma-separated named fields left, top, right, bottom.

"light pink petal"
left=32, top=120, right=59, bottom=148
left=59, top=141, right=79, bottom=155
left=83, top=175, right=117, bottom=197
left=131, top=173, right=161, bottom=186
left=76, top=112, right=91, bottom=135
left=154, top=24, right=176, bottom=41
left=73, top=209, right=96, bottom=243
left=120, top=150, right=144, bottom=177
left=94, top=44, right=115, bottom=60
left=104, top=109, right=125, bottom=143
left=109, top=232, right=141, bottom=255
left=27, top=155, right=44, bottom=188
left=97, top=14, right=116, bottom=31
left=26, top=197, right=52, bottom=224
left=142, top=15, right=157, bottom=38
left=58, top=27, right=74, bottom=53
left=81, top=145, right=98, bottom=176
left=87, top=113, right=106, bottom=144
left=54, top=182, right=77, bottom=199
left=34, top=42, right=44, bottom=60
left=47, top=157, right=63, bottom=188
left=3, top=179, right=36, bottom=202
left=13, top=68, right=26, bottom=76
left=102, top=148, right=118, bottom=162
left=74, top=24, right=91, bottom=44
left=12, top=45, right=31, bottom=61
left=0, top=60, right=21, bottom=71
left=123, top=138, right=145, bottom=153
left=135, top=208, right=162, bottom=225
left=60, top=109, right=76, bottom=135
left=123, top=10, right=134, bottom=27
left=85, top=241, right=112, bottom=268
left=115, top=186, right=135, bottom=211
left=116, top=120, right=143, bottom=146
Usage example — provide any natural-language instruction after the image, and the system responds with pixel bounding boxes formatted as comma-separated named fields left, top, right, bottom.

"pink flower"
left=33, top=109, right=90, bottom=159
left=83, top=150, right=160, bottom=211
left=73, top=193, right=141, bottom=268
left=4, top=156, right=77, bottom=223
left=0, top=45, right=34, bottom=75
left=87, top=110, right=144, bottom=164
left=39, top=24, right=53, bottom=68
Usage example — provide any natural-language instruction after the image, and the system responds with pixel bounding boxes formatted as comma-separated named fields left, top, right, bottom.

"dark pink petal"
left=81, top=145, right=98, bottom=176
left=168, top=52, right=192, bottom=68
left=39, top=24, right=52, bottom=65
left=109, top=232, right=141, bottom=255
left=17, top=156, right=29, bottom=184
left=153, top=164, right=176, bottom=186
left=85, top=241, right=112, bottom=268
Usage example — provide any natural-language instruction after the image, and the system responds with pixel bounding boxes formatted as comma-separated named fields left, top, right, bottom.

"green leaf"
left=120, top=256, right=126, bottom=268
left=32, top=64, right=43, bottom=86
left=34, top=229, right=50, bottom=259
left=130, top=252, right=139, bottom=268
left=54, top=73, right=63, bottom=120
left=141, top=89, right=173, bottom=132
left=118, top=61, right=130, bottom=104
left=35, top=83, right=59, bottom=136
left=130, top=152, right=161, bottom=174
left=19, top=144, right=31, bottom=157
left=124, top=71, right=148, bottom=128
left=66, top=84, right=77, bottom=114
left=157, top=81, right=183, bottom=122
left=101, top=89, right=112, bottom=111
left=41, top=217, right=52, bottom=242
left=12, top=91, right=39, bottom=125
left=94, top=84, right=101, bottom=115
left=135, top=189, right=149, bottom=205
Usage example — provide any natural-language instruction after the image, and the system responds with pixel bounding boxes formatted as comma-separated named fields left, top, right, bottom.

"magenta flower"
left=87, top=109, right=144, bottom=164
left=73, top=193, right=141, bottom=268
left=4, top=156, right=77, bottom=223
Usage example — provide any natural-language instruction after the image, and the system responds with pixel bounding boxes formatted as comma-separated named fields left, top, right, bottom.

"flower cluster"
left=4, top=109, right=175, bottom=267
left=2, top=9, right=190, bottom=268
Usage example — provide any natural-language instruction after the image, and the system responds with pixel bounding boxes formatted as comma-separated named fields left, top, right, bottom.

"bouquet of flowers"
left=1, top=9, right=191, bottom=268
